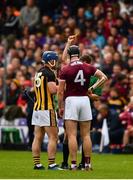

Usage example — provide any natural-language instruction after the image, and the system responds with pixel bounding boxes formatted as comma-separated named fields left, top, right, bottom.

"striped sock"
left=33, top=156, right=40, bottom=166
left=84, top=157, right=90, bottom=167
left=48, top=158, right=55, bottom=165
left=71, top=160, right=77, bottom=168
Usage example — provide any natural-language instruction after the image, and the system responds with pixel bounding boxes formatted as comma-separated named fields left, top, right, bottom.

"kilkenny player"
left=32, top=51, right=61, bottom=170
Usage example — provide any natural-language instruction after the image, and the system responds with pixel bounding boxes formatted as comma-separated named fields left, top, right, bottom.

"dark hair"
left=117, top=74, right=126, bottom=81
left=80, top=54, right=95, bottom=64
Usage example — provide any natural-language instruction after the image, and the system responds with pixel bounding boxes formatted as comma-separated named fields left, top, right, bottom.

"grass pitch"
left=0, top=150, right=133, bottom=179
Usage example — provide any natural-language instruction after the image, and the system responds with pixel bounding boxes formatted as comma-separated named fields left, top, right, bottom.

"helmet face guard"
left=42, top=51, right=58, bottom=66
left=67, top=45, right=80, bottom=58
left=47, top=60, right=56, bottom=67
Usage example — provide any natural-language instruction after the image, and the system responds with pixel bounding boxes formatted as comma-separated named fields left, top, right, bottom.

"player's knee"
left=68, top=134, right=77, bottom=142
left=49, top=133, right=58, bottom=143
left=82, top=134, right=90, bottom=142
left=34, top=132, right=43, bottom=142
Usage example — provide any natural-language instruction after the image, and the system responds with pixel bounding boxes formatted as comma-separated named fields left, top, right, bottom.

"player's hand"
left=88, top=93, right=100, bottom=101
left=67, top=35, right=76, bottom=44
left=87, top=88, right=93, bottom=97
left=59, top=108, right=64, bottom=118
left=88, top=88, right=93, bottom=95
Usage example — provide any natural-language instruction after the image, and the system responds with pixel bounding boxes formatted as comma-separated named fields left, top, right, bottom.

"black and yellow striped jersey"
left=33, top=66, right=56, bottom=111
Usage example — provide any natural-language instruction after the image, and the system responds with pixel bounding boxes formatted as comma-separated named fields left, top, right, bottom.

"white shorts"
left=32, top=110, right=58, bottom=127
left=64, top=96, right=92, bottom=121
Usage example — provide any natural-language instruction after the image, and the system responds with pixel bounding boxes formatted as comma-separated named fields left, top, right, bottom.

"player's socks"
left=84, top=157, right=90, bottom=168
left=71, top=160, right=77, bottom=170
left=48, top=158, right=55, bottom=166
left=84, top=156, right=90, bottom=166
left=33, top=156, right=40, bottom=166
left=48, top=159, right=63, bottom=170
left=33, top=156, right=45, bottom=170
left=85, top=156, right=90, bottom=164
left=84, top=157, right=92, bottom=170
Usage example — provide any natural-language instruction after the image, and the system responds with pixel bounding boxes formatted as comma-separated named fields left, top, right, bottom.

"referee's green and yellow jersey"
left=33, top=66, right=56, bottom=111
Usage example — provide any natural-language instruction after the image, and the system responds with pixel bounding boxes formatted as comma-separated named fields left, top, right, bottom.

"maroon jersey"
left=60, top=60, right=97, bottom=97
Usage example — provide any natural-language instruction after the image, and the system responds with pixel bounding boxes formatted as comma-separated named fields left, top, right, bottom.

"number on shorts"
left=74, top=70, right=86, bottom=86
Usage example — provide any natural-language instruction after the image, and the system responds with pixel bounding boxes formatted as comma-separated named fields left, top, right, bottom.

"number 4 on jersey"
left=74, top=70, right=86, bottom=86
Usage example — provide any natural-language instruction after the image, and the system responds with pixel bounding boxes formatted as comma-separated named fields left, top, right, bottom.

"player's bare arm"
left=88, top=69, right=108, bottom=93
left=58, top=79, right=66, bottom=117
left=88, top=93, right=100, bottom=101
left=47, top=81, right=57, bottom=94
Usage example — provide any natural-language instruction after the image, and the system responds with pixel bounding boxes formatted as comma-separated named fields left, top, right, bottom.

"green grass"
left=0, top=150, right=133, bottom=179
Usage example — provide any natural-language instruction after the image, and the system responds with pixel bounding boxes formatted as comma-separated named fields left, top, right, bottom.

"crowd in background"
left=0, top=0, right=133, bottom=151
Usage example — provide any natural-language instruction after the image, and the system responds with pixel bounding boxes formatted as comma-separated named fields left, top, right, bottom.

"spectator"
left=115, top=16, right=128, bottom=36
left=6, top=64, right=15, bottom=78
left=19, top=0, right=40, bottom=33
left=0, top=77, right=4, bottom=117
left=2, top=6, right=19, bottom=36
left=114, top=73, right=129, bottom=98
left=22, top=87, right=34, bottom=149
left=76, top=7, right=86, bottom=31
left=96, top=18, right=105, bottom=36
left=119, top=97, right=133, bottom=146
left=93, top=6, right=103, bottom=24
left=111, top=64, right=123, bottom=86
left=107, top=87, right=126, bottom=113
left=117, top=37, right=129, bottom=55
left=97, top=104, right=124, bottom=147
left=129, top=72, right=133, bottom=97
left=45, top=26, right=57, bottom=45
left=91, top=29, right=106, bottom=49
left=91, top=100, right=103, bottom=148
left=11, top=58, right=21, bottom=72
left=0, top=45, right=4, bottom=67
left=127, top=55, right=133, bottom=71
left=39, top=15, right=52, bottom=35
left=17, top=48, right=26, bottom=62
left=67, top=18, right=76, bottom=32
left=104, top=10, right=116, bottom=38
left=14, top=39, right=23, bottom=50
left=101, top=52, right=114, bottom=78
left=22, top=48, right=34, bottom=67
left=61, top=5, right=71, bottom=20
left=127, top=25, right=133, bottom=46
left=6, top=79, right=21, bottom=106
left=110, top=26, right=122, bottom=47
left=113, top=52, right=124, bottom=65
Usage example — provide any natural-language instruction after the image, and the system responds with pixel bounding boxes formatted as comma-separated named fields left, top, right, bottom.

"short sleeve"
left=41, top=67, right=56, bottom=82
left=46, top=71, right=56, bottom=82
left=89, top=64, right=97, bottom=76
